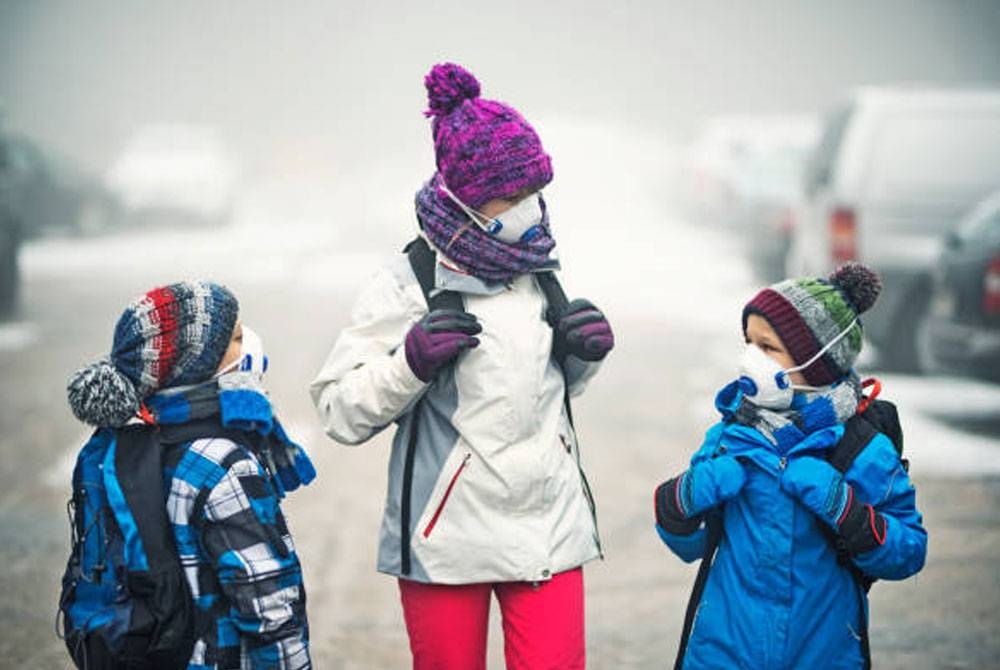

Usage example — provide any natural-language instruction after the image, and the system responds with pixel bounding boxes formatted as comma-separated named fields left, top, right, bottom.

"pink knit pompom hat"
left=424, top=62, right=553, bottom=209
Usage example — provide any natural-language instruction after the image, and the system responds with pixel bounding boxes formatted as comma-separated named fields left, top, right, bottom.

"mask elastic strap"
left=784, top=317, right=859, bottom=376
left=214, top=358, right=240, bottom=378
left=439, top=182, right=492, bottom=229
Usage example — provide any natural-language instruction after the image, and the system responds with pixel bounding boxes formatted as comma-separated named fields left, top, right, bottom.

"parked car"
left=0, top=134, right=118, bottom=238
left=676, top=114, right=818, bottom=228
left=921, top=190, right=1000, bottom=383
left=0, top=132, right=22, bottom=317
left=734, top=131, right=819, bottom=283
left=787, top=86, right=1000, bottom=370
left=105, top=124, right=239, bottom=228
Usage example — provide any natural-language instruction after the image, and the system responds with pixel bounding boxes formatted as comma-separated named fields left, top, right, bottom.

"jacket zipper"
left=423, top=453, right=470, bottom=538
left=560, top=432, right=603, bottom=558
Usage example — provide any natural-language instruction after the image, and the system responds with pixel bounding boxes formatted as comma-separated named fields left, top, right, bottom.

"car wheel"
left=74, top=198, right=111, bottom=236
left=879, top=286, right=930, bottom=373
left=0, top=221, right=20, bottom=318
left=913, top=314, right=938, bottom=375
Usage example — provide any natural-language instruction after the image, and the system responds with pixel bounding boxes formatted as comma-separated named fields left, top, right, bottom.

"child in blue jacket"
left=654, top=262, right=926, bottom=669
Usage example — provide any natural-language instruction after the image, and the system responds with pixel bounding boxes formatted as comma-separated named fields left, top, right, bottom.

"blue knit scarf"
left=725, top=373, right=862, bottom=451
left=144, top=373, right=316, bottom=498
left=414, top=173, right=556, bottom=284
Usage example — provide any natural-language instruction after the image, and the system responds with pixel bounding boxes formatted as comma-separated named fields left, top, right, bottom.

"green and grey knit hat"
left=741, top=262, right=882, bottom=386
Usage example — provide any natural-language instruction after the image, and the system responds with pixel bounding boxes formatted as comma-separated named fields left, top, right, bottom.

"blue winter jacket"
left=657, top=383, right=927, bottom=670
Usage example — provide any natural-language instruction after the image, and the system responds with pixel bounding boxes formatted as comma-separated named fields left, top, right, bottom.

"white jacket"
left=310, top=242, right=604, bottom=584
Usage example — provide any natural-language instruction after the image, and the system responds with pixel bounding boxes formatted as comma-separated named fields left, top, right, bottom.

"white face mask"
left=737, top=318, right=857, bottom=409
left=215, top=325, right=268, bottom=379
left=440, top=184, right=544, bottom=244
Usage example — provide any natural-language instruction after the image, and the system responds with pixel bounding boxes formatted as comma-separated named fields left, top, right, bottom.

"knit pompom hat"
left=424, top=62, right=553, bottom=209
left=742, top=262, right=882, bottom=386
left=67, top=281, right=239, bottom=426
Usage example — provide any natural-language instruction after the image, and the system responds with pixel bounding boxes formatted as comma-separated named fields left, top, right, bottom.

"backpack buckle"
left=857, top=377, right=882, bottom=414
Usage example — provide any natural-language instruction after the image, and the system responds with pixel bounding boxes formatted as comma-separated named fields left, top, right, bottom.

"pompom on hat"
left=67, top=281, right=238, bottom=426
left=424, top=62, right=553, bottom=209
left=742, top=262, right=882, bottom=386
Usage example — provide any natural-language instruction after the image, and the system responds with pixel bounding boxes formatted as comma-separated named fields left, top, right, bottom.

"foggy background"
left=4, top=0, right=1000, bottom=178
left=2, top=1, right=1000, bottom=669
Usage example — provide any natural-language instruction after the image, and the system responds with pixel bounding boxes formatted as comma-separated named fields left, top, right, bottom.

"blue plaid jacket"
left=164, top=435, right=311, bottom=670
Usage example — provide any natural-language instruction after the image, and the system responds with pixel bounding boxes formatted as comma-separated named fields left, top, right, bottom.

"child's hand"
left=404, top=309, right=482, bottom=382
left=552, top=299, right=615, bottom=362
left=780, top=456, right=887, bottom=555
left=779, top=457, right=849, bottom=526
left=655, top=456, right=748, bottom=534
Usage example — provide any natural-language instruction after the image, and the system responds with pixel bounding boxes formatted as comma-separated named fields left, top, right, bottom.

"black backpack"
left=397, top=237, right=600, bottom=576
left=57, top=420, right=246, bottom=670
left=673, top=387, right=904, bottom=670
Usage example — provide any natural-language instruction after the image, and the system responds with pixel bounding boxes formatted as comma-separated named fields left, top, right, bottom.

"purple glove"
left=404, top=309, right=481, bottom=382
left=554, top=299, right=615, bottom=362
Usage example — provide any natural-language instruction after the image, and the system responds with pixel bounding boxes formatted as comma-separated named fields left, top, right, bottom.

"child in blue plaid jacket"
left=67, top=281, right=314, bottom=670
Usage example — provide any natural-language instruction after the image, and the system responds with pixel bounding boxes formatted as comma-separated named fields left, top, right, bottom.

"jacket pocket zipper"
left=423, top=453, right=470, bottom=538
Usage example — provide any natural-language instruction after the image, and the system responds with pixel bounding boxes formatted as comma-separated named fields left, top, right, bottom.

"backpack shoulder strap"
left=827, top=414, right=878, bottom=474
left=404, top=237, right=463, bottom=312
left=112, top=425, right=180, bottom=572
left=534, top=270, right=569, bottom=330
left=827, top=397, right=904, bottom=474
left=675, top=510, right=724, bottom=670
left=864, top=399, right=904, bottom=461
left=156, top=419, right=249, bottom=448
left=534, top=271, right=574, bottom=422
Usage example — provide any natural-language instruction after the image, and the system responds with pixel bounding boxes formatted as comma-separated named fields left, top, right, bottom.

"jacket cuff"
left=837, top=487, right=887, bottom=555
left=392, top=343, right=430, bottom=394
left=655, top=476, right=702, bottom=536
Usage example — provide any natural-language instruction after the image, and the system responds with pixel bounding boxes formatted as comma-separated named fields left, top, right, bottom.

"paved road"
left=1, top=221, right=998, bottom=669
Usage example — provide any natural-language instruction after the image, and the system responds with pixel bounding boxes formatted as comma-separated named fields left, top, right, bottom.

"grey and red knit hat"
left=742, top=262, right=882, bottom=386
left=67, top=281, right=239, bottom=426
left=424, top=62, right=553, bottom=209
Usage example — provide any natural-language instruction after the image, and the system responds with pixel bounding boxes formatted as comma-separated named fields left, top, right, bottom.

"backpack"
left=57, top=420, right=243, bottom=670
left=398, top=237, right=600, bottom=576
left=673, top=379, right=904, bottom=670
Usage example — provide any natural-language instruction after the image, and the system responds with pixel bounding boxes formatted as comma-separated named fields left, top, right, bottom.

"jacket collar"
left=423, top=233, right=561, bottom=297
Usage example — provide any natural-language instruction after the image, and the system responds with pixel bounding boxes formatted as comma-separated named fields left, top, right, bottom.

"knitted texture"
left=68, top=281, right=239, bottom=426
left=742, top=262, right=881, bottom=386
left=415, top=173, right=556, bottom=283
left=66, top=358, right=141, bottom=427
left=424, top=62, right=553, bottom=209
left=724, top=374, right=862, bottom=450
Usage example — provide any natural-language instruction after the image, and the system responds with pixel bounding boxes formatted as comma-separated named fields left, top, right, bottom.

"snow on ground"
left=879, top=374, right=1000, bottom=477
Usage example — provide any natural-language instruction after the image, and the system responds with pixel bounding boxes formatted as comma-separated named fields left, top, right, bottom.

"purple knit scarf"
left=414, top=173, right=557, bottom=284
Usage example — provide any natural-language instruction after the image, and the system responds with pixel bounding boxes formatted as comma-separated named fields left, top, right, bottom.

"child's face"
left=215, top=319, right=244, bottom=374
left=744, top=314, right=808, bottom=386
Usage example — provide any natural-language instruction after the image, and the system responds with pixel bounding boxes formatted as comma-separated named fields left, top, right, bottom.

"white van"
left=105, top=124, right=239, bottom=228
left=787, top=86, right=1000, bottom=370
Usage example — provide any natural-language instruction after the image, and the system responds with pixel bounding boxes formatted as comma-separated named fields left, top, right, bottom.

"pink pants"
left=398, top=567, right=586, bottom=670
